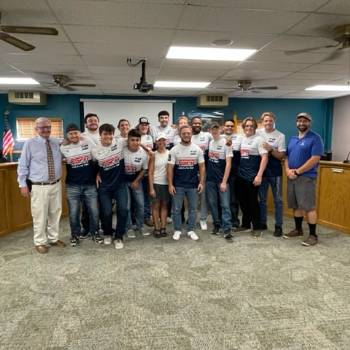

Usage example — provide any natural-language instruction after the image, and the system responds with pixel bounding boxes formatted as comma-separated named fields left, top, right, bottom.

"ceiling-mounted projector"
left=127, top=58, right=153, bottom=93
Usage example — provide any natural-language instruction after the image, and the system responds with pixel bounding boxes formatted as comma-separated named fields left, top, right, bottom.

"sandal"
left=153, top=229, right=161, bottom=238
left=160, top=228, right=167, bottom=237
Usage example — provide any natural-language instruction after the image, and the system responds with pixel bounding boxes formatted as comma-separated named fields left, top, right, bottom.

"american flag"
left=2, top=111, right=14, bottom=158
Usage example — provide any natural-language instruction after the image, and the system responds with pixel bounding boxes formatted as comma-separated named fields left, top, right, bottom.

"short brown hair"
left=260, top=111, right=276, bottom=121
left=241, top=117, right=258, bottom=130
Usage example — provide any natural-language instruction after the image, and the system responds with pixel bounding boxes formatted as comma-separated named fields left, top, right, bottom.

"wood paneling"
left=317, top=162, right=350, bottom=233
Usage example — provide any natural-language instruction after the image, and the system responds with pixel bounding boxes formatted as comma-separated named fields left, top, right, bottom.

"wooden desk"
left=0, top=163, right=68, bottom=237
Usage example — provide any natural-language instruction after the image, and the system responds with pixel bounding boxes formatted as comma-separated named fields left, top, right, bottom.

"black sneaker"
left=92, top=233, right=104, bottom=244
left=223, top=230, right=233, bottom=241
left=160, top=228, right=167, bottom=237
left=260, top=223, right=268, bottom=230
left=79, top=232, right=90, bottom=240
left=273, top=225, right=283, bottom=237
left=211, top=226, right=220, bottom=235
left=70, top=237, right=79, bottom=247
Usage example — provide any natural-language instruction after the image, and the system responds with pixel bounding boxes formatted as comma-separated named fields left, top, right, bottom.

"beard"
left=297, top=125, right=308, bottom=132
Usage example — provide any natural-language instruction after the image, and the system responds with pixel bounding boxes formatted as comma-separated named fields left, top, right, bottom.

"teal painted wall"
left=0, top=94, right=333, bottom=155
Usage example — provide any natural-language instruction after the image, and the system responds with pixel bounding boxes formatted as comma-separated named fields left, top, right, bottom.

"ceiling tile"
left=317, top=0, right=350, bottom=15
left=179, top=7, right=308, bottom=33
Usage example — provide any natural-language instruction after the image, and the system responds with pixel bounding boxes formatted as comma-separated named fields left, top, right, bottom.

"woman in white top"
left=148, top=133, right=170, bottom=238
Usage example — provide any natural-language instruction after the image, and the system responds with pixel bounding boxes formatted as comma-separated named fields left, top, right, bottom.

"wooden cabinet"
left=317, top=162, right=350, bottom=233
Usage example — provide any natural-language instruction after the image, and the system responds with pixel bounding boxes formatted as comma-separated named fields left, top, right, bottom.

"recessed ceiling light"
left=166, top=46, right=256, bottom=61
left=0, top=77, right=40, bottom=85
left=154, top=81, right=210, bottom=88
left=305, top=85, right=350, bottom=91
left=211, top=39, right=234, bottom=47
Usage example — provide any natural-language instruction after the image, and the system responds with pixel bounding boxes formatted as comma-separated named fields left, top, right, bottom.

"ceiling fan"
left=0, top=12, right=58, bottom=51
left=284, top=24, right=350, bottom=61
left=215, top=80, right=278, bottom=93
left=52, top=74, right=96, bottom=91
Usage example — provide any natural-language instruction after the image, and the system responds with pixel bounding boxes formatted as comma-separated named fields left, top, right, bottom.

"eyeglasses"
left=37, top=126, right=51, bottom=130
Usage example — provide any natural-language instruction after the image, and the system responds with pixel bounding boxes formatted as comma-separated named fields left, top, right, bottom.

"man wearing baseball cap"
left=283, top=112, right=324, bottom=246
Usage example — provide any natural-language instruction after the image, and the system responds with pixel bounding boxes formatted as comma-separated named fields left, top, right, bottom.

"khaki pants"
left=30, top=182, right=62, bottom=246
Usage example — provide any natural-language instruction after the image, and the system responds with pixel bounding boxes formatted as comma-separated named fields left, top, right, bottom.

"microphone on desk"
left=343, top=151, right=350, bottom=163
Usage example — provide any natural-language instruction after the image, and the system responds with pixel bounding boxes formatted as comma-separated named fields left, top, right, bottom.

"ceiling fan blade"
left=68, top=83, right=96, bottom=87
left=284, top=44, right=338, bottom=55
left=62, top=85, right=75, bottom=91
left=322, top=48, right=344, bottom=62
left=249, top=86, right=278, bottom=90
left=0, top=32, right=35, bottom=51
left=1, top=26, right=58, bottom=35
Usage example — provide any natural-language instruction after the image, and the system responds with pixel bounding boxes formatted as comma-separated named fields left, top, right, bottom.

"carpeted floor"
left=1, top=217, right=350, bottom=350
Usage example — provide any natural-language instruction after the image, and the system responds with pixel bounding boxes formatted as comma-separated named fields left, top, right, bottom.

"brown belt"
left=31, top=179, right=60, bottom=186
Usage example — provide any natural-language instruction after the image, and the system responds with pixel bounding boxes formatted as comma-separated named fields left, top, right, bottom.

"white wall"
left=332, top=95, right=350, bottom=161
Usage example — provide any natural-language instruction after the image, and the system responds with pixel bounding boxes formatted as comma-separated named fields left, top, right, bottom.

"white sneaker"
left=104, top=236, right=112, bottom=245
left=167, top=217, right=172, bottom=224
left=173, top=231, right=182, bottom=240
left=188, top=231, right=199, bottom=241
left=200, top=220, right=207, bottom=231
left=127, top=229, right=136, bottom=239
left=114, top=239, right=124, bottom=249
left=141, top=229, right=151, bottom=236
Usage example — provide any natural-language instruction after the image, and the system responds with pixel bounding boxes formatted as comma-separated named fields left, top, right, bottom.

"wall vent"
left=197, top=94, right=229, bottom=107
left=8, top=91, right=47, bottom=105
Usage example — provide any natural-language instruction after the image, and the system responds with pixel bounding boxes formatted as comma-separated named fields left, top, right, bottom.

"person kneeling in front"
left=167, top=125, right=205, bottom=241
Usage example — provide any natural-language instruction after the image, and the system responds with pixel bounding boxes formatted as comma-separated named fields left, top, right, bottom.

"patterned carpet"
left=1, top=217, right=350, bottom=350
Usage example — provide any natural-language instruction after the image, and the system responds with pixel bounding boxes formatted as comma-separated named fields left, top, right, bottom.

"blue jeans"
left=126, top=182, right=144, bottom=230
left=258, top=176, right=283, bottom=227
left=98, top=183, right=128, bottom=239
left=172, top=187, right=198, bottom=232
left=206, top=181, right=232, bottom=231
left=142, top=176, right=151, bottom=220
left=199, top=188, right=207, bottom=221
left=66, top=184, right=99, bottom=238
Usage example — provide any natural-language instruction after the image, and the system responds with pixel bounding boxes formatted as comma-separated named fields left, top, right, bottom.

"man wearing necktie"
left=18, top=117, right=66, bottom=253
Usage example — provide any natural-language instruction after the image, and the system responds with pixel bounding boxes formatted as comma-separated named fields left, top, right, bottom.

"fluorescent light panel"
left=0, top=77, right=39, bottom=85
left=155, top=81, right=210, bottom=88
left=167, top=46, right=257, bottom=61
left=306, top=85, right=350, bottom=91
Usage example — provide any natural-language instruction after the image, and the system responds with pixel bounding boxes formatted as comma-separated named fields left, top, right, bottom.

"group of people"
left=17, top=109, right=324, bottom=254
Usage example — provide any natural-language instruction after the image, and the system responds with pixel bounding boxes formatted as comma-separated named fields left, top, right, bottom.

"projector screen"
left=81, top=99, right=174, bottom=130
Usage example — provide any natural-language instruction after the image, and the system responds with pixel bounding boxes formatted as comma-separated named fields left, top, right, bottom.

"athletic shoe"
left=301, top=235, right=318, bottom=246
left=104, top=236, right=112, bottom=245
left=251, top=230, right=263, bottom=238
left=79, top=232, right=90, bottom=240
left=139, top=228, right=151, bottom=236
left=70, top=237, right=79, bottom=247
left=273, top=225, right=283, bottom=237
left=173, top=231, right=181, bottom=241
left=187, top=231, right=199, bottom=241
left=127, top=229, right=136, bottom=239
left=200, top=220, right=208, bottom=231
left=114, top=239, right=124, bottom=249
left=167, top=217, right=172, bottom=224
left=283, top=229, right=303, bottom=239
left=211, top=226, right=220, bottom=236
left=223, top=230, right=233, bottom=241
left=160, top=228, right=167, bottom=237
left=92, top=233, right=104, bottom=244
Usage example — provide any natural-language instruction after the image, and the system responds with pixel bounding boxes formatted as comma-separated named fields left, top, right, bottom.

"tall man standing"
left=81, top=113, right=100, bottom=146
left=18, top=117, right=66, bottom=254
left=151, top=110, right=175, bottom=150
left=283, top=112, right=324, bottom=246
left=223, top=119, right=242, bottom=229
left=257, top=112, right=286, bottom=236
left=167, top=125, right=205, bottom=241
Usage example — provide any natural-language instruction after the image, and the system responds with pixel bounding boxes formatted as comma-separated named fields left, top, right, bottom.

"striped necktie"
left=46, top=139, right=55, bottom=182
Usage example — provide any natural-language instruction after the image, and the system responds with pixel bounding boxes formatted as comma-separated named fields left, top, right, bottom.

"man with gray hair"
left=18, top=117, right=66, bottom=253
